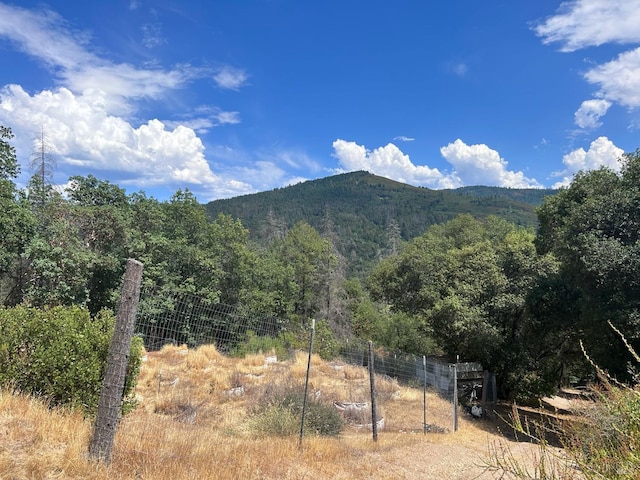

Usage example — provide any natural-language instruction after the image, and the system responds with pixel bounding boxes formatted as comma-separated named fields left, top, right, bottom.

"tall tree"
left=0, top=126, right=36, bottom=305
left=536, top=150, right=640, bottom=381
left=66, top=175, right=131, bottom=312
left=368, top=214, right=560, bottom=399
left=28, top=127, right=57, bottom=209
left=277, top=221, right=336, bottom=318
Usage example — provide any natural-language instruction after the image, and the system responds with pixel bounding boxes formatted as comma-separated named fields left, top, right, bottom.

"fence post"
left=298, top=318, right=316, bottom=448
left=89, top=259, right=144, bottom=463
left=452, top=355, right=459, bottom=432
left=423, top=355, right=427, bottom=434
left=368, top=341, right=378, bottom=442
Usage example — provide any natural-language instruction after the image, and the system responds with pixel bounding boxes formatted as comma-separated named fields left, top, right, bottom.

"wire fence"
left=134, top=288, right=485, bottom=434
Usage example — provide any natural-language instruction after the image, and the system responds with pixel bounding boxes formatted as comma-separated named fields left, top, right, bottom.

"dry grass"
left=0, top=344, right=538, bottom=479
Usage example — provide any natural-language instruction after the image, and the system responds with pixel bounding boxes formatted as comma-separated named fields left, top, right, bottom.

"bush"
left=230, top=330, right=300, bottom=359
left=0, top=305, right=142, bottom=416
left=487, top=329, right=640, bottom=479
left=250, top=378, right=344, bottom=437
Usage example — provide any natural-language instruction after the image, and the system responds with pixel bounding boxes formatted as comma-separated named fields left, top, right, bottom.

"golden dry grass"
left=0, top=344, right=539, bottom=479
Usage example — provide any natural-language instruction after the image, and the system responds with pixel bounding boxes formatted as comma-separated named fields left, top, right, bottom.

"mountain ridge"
left=206, top=171, right=557, bottom=276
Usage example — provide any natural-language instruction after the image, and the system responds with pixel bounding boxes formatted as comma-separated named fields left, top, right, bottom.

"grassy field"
left=0, top=344, right=552, bottom=479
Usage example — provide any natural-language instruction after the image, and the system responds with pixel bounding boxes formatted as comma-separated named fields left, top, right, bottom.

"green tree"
left=23, top=198, right=93, bottom=307
left=0, top=126, right=36, bottom=305
left=368, top=215, right=559, bottom=399
left=536, top=150, right=640, bottom=381
left=277, top=221, right=337, bottom=318
left=66, top=175, right=131, bottom=313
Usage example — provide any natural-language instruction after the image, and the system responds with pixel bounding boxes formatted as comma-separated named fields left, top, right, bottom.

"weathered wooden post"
left=368, top=341, right=378, bottom=442
left=89, top=259, right=144, bottom=463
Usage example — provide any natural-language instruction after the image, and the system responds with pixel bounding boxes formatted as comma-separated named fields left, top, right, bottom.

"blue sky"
left=1, top=1, right=639, bottom=201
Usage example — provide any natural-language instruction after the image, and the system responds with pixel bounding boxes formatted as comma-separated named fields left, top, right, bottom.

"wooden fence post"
left=89, top=259, right=144, bottom=463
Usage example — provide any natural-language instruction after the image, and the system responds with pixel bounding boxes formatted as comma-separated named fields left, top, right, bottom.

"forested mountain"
left=206, top=171, right=557, bottom=275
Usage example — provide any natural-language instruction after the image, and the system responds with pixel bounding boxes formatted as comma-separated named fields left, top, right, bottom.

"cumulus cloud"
left=0, top=2, right=260, bottom=200
left=574, top=99, right=612, bottom=129
left=534, top=0, right=640, bottom=52
left=551, top=136, right=624, bottom=188
left=584, top=48, right=640, bottom=109
left=534, top=0, right=640, bottom=127
left=0, top=85, right=225, bottom=185
left=213, top=66, right=249, bottom=90
left=440, top=139, right=543, bottom=188
left=332, top=139, right=542, bottom=189
left=332, top=139, right=458, bottom=188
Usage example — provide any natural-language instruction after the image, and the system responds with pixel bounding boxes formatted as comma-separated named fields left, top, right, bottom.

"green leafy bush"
left=0, top=305, right=142, bottom=416
left=231, top=319, right=340, bottom=361
left=230, top=330, right=300, bottom=359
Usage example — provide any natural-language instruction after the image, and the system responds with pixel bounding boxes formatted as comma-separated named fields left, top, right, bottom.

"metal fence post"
left=452, top=355, right=459, bottom=432
left=299, top=318, right=316, bottom=448
left=423, top=355, right=427, bottom=434
left=368, top=341, right=378, bottom=442
left=89, top=259, right=144, bottom=463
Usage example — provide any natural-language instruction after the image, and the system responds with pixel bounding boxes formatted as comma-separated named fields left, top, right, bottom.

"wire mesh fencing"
left=134, top=287, right=285, bottom=353
left=133, top=288, right=467, bottom=434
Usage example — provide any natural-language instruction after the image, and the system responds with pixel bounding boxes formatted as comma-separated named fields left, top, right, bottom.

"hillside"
left=206, top=171, right=557, bottom=276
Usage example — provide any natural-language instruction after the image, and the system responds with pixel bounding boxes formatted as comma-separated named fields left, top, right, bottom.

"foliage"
left=0, top=125, right=19, bottom=180
left=231, top=319, right=339, bottom=361
left=367, top=214, right=560, bottom=399
left=250, top=378, right=344, bottom=436
left=488, top=326, right=640, bottom=480
left=206, top=171, right=552, bottom=277
left=230, top=330, right=300, bottom=359
left=0, top=126, right=37, bottom=305
left=0, top=305, right=142, bottom=416
left=536, top=150, right=640, bottom=382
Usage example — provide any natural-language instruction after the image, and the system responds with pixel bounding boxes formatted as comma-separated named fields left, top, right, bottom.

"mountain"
left=205, top=171, right=557, bottom=276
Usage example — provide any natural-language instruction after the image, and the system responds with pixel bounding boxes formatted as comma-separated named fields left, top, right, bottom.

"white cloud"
left=142, top=22, right=166, bottom=49
left=332, top=139, right=544, bottom=189
left=535, top=1, right=640, bottom=127
left=0, top=3, right=259, bottom=200
left=332, top=139, right=458, bottom=188
left=440, top=139, right=543, bottom=188
left=0, top=3, right=198, bottom=115
left=393, top=135, right=415, bottom=142
left=164, top=108, right=240, bottom=134
left=584, top=47, right=640, bottom=109
left=574, top=99, right=612, bottom=129
left=551, top=136, right=624, bottom=188
left=213, top=66, right=249, bottom=90
left=0, top=84, right=253, bottom=198
left=534, top=0, right=640, bottom=52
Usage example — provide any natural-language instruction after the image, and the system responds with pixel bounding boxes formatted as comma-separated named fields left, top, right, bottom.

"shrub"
left=0, top=305, right=142, bottom=416
left=250, top=377, right=344, bottom=437
left=230, top=330, right=300, bottom=359
left=487, top=326, right=640, bottom=479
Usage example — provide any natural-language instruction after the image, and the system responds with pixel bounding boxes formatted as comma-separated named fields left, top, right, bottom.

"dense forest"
left=205, top=171, right=555, bottom=276
left=1, top=123, right=639, bottom=401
